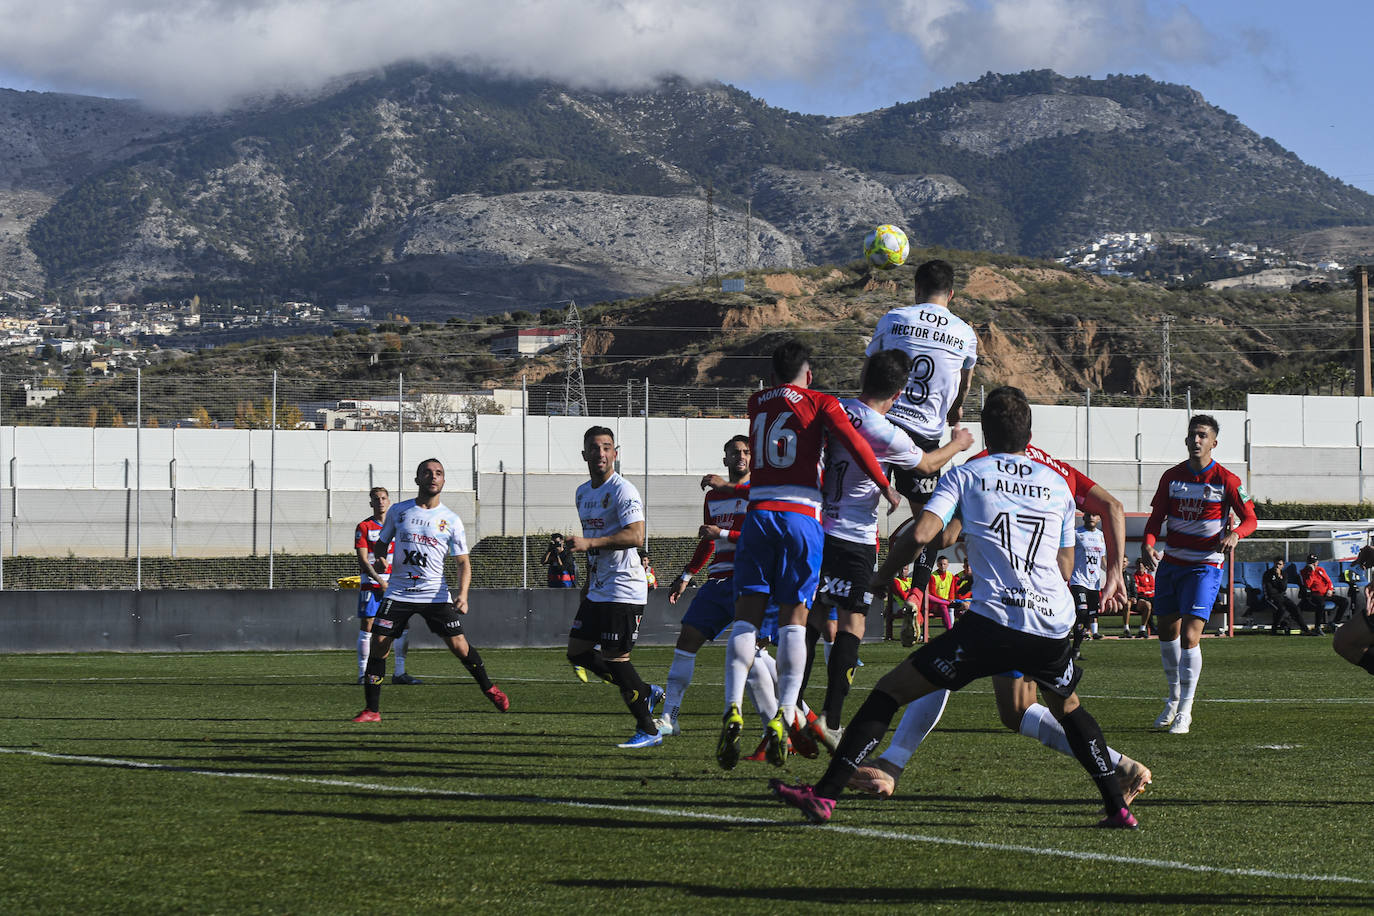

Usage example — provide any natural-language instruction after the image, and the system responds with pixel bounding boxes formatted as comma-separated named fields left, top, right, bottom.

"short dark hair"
left=861, top=349, right=910, bottom=400
left=724, top=434, right=750, bottom=452
left=1274, top=556, right=1285, bottom=564
left=913, top=259, right=955, bottom=300
left=771, top=340, right=810, bottom=384
left=369, top=486, right=388, bottom=499
left=982, top=386, right=1033, bottom=453
left=1189, top=414, right=1220, bottom=436
left=415, top=458, right=442, bottom=476
left=583, top=425, right=615, bottom=445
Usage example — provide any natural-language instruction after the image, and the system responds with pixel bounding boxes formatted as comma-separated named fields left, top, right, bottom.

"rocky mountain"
left=2, top=67, right=1372, bottom=312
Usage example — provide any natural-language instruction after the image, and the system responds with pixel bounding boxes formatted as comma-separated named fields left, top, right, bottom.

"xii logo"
left=403, top=549, right=428, bottom=568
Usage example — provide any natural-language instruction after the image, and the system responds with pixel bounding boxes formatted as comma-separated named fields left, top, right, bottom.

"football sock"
left=363, top=655, right=386, bottom=711
left=1358, top=649, right=1374, bottom=675
left=606, top=660, right=657, bottom=733
left=393, top=632, right=408, bottom=677
left=814, top=689, right=901, bottom=799
left=823, top=632, right=862, bottom=729
left=357, top=631, right=371, bottom=679
left=1089, top=620, right=1099, bottom=636
left=822, top=636, right=833, bottom=666
left=746, top=646, right=779, bottom=723
left=1019, top=702, right=1122, bottom=769
left=1059, top=705, right=1126, bottom=812
left=723, top=619, right=758, bottom=710
left=568, top=648, right=615, bottom=684
left=664, top=649, right=696, bottom=723
left=879, top=689, right=949, bottom=768
left=1160, top=637, right=1182, bottom=704
left=775, top=624, right=809, bottom=723
left=1177, top=645, right=1202, bottom=715
left=459, top=645, right=493, bottom=691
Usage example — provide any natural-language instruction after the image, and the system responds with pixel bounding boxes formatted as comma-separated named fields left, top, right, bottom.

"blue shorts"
left=357, top=589, right=383, bottom=618
left=1153, top=561, right=1225, bottom=621
left=682, top=578, right=781, bottom=643
left=733, top=509, right=824, bottom=608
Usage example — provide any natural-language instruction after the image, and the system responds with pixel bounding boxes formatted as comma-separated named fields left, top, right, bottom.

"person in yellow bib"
left=926, top=556, right=956, bottom=631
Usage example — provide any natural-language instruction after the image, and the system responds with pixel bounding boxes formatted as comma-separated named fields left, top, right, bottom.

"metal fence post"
left=268, top=370, right=276, bottom=589
left=397, top=372, right=404, bottom=498
left=1085, top=387, right=1092, bottom=478
left=136, top=368, right=142, bottom=591
left=521, top=375, right=528, bottom=590
left=644, top=377, right=650, bottom=552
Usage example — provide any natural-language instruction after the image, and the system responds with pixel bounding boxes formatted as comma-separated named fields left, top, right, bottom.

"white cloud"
left=0, top=0, right=1223, bottom=112
left=0, top=0, right=861, bottom=110
left=888, top=0, right=1219, bottom=83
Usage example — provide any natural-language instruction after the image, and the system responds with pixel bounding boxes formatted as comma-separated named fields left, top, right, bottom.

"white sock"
left=357, top=631, right=371, bottom=678
left=1178, top=645, right=1202, bottom=715
left=393, top=632, right=408, bottom=676
left=1160, top=637, right=1182, bottom=705
left=746, top=646, right=779, bottom=724
left=723, top=619, right=758, bottom=711
left=1019, top=702, right=1121, bottom=768
left=878, top=690, right=949, bottom=768
left=1089, top=619, right=1098, bottom=635
left=664, top=649, right=696, bottom=723
left=775, top=624, right=808, bottom=723
left=822, top=638, right=833, bottom=665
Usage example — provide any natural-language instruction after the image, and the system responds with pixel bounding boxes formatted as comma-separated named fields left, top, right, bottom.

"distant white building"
left=491, top=327, right=572, bottom=355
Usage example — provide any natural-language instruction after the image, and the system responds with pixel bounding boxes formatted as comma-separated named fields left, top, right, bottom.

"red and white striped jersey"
left=1148, top=460, right=1256, bottom=567
left=354, top=516, right=393, bottom=592
left=684, top=483, right=750, bottom=580
left=746, top=384, right=889, bottom=519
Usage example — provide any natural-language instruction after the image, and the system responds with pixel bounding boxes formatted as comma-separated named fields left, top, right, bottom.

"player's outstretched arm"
left=916, top=426, right=975, bottom=476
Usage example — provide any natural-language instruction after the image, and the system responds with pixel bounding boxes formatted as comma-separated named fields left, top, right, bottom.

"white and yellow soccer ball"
left=863, top=224, right=910, bottom=270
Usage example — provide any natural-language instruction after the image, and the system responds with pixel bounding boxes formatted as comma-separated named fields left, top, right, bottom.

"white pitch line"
left=2, top=746, right=1369, bottom=888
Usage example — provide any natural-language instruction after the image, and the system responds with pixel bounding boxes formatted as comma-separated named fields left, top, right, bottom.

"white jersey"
left=576, top=472, right=648, bottom=604
left=822, top=398, right=926, bottom=545
left=377, top=499, right=468, bottom=603
left=1071, top=527, right=1106, bottom=589
left=867, top=302, right=978, bottom=440
left=925, top=453, right=1076, bottom=638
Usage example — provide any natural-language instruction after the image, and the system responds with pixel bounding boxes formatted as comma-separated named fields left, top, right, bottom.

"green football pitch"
left=2, top=637, right=1372, bottom=913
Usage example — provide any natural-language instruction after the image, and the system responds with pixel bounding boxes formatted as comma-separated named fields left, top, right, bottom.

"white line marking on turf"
left=1257, top=744, right=1302, bottom=750
left=2, top=746, right=1369, bottom=887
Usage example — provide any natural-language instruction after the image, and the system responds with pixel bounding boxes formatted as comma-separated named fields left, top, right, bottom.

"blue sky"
left=0, top=0, right=1370, bottom=193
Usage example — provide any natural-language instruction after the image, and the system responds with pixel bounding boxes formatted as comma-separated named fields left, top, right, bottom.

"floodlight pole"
left=136, top=368, right=142, bottom=591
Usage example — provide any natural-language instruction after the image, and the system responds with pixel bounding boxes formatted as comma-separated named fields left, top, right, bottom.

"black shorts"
left=1070, top=585, right=1101, bottom=619
left=891, top=433, right=943, bottom=506
left=570, top=599, right=644, bottom=655
left=910, top=611, right=1083, bottom=699
left=374, top=598, right=465, bottom=639
left=816, top=536, right=878, bottom=612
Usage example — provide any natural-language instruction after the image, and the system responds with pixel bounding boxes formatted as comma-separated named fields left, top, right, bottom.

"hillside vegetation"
left=8, top=250, right=1357, bottom=426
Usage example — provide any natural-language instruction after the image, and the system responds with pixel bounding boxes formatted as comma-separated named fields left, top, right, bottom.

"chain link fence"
left=0, top=367, right=1279, bottom=590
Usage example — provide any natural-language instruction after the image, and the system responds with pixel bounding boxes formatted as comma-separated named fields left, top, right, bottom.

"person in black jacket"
left=541, top=533, right=577, bottom=588
left=1262, top=557, right=1309, bottom=635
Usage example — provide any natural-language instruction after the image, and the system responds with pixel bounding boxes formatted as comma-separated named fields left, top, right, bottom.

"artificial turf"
left=2, top=635, right=1371, bottom=913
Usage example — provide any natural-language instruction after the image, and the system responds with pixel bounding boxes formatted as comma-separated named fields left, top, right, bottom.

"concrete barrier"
left=0, top=588, right=692, bottom=653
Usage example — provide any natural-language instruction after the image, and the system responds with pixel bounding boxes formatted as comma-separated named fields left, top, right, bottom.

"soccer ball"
left=863, top=224, right=909, bottom=270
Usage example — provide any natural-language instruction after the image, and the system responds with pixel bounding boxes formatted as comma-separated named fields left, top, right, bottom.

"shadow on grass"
left=246, top=808, right=745, bottom=832
left=552, top=878, right=1374, bottom=908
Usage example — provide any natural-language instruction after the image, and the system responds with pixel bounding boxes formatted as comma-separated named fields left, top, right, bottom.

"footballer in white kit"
left=1070, top=514, right=1107, bottom=645
left=566, top=426, right=665, bottom=749
left=352, top=458, right=509, bottom=722
left=810, top=349, right=974, bottom=743
left=770, top=387, right=1137, bottom=829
